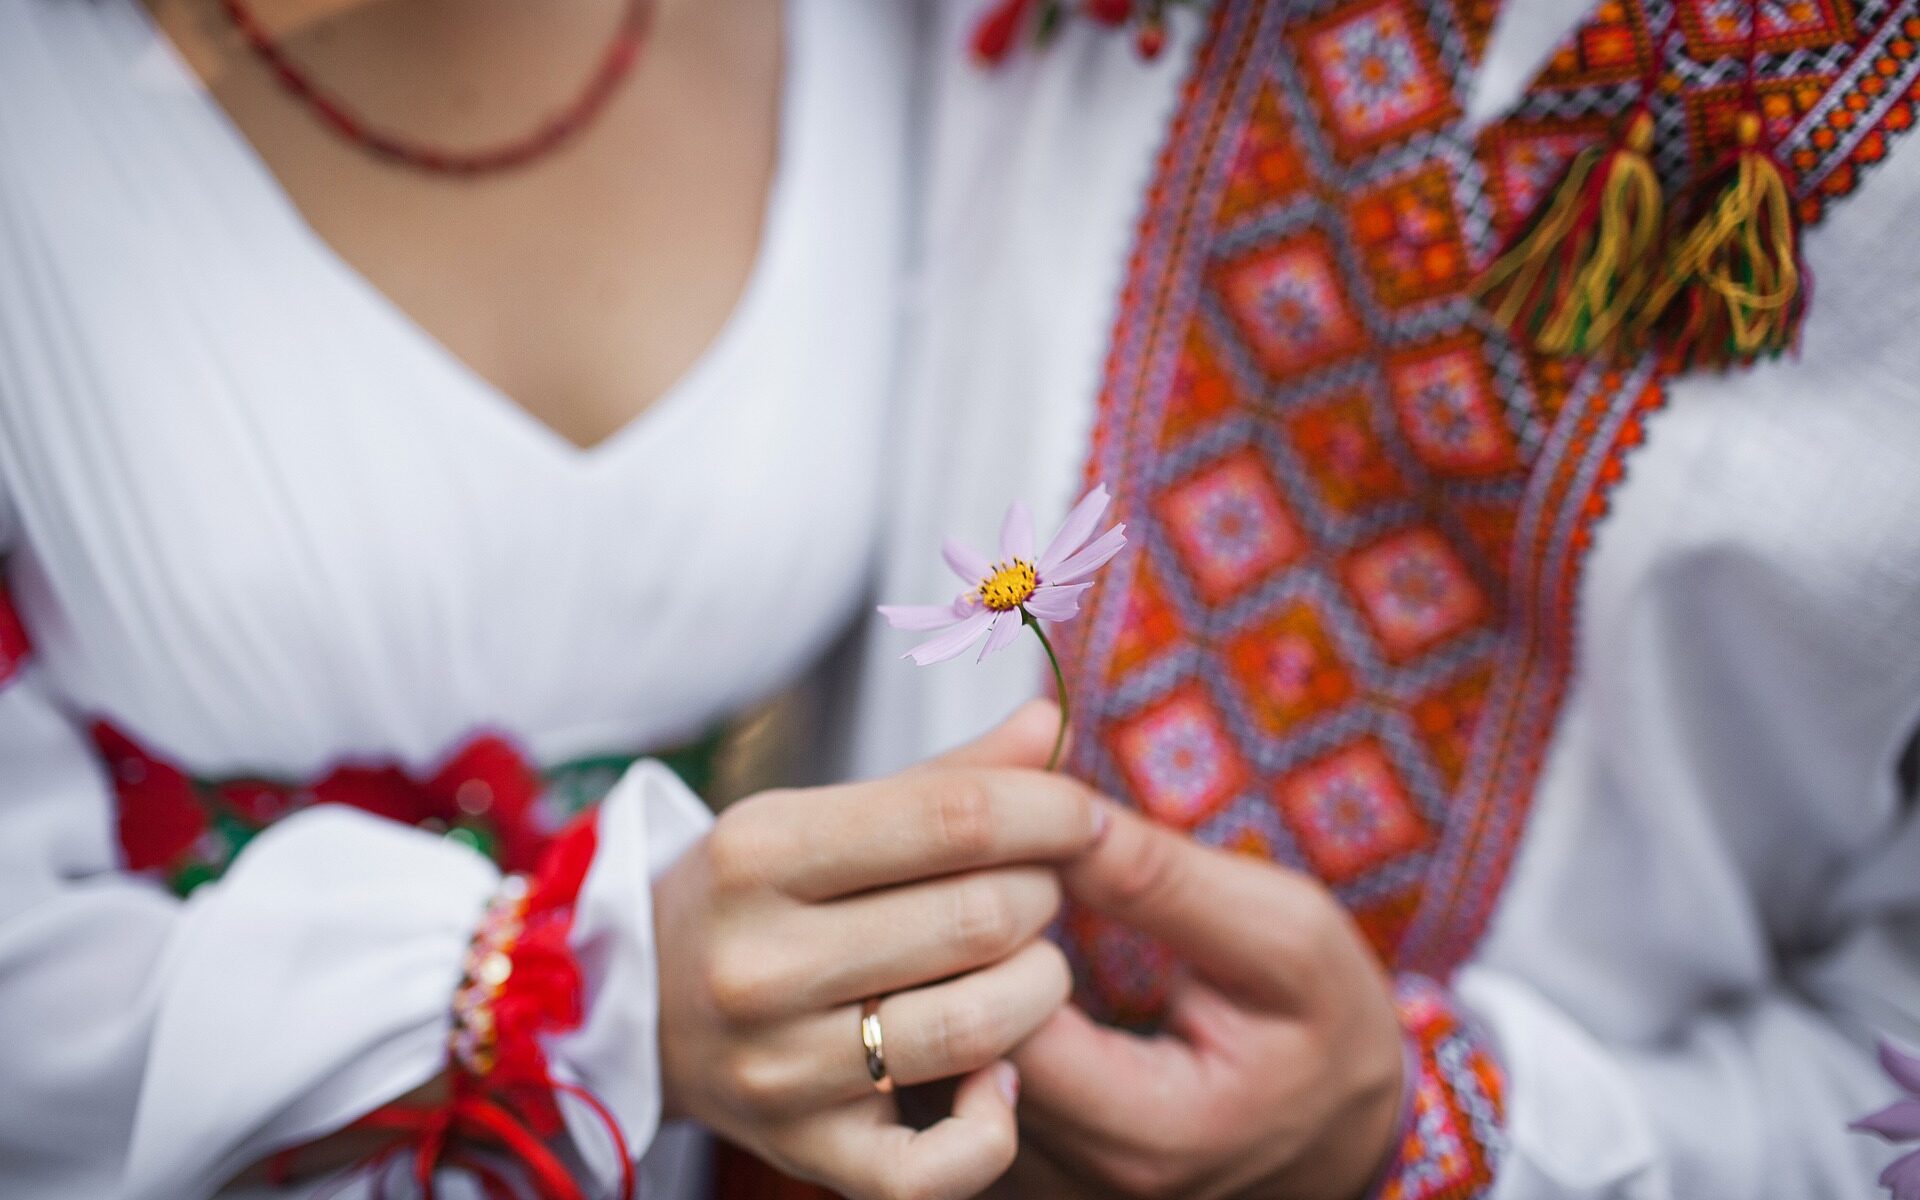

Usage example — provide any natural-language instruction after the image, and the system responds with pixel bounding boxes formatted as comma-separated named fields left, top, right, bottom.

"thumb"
left=1062, top=804, right=1324, bottom=1009
left=920, top=699, right=1066, bottom=772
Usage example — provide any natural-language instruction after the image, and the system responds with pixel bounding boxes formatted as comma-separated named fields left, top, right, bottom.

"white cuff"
left=551, top=758, right=714, bottom=1188
left=124, top=806, right=500, bottom=1199
left=1455, top=966, right=1668, bottom=1200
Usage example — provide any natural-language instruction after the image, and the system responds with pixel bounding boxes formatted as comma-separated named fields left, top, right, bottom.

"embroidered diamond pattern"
left=1387, top=337, right=1517, bottom=476
left=1274, top=740, right=1432, bottom=884
left=1226, top=600, right=1356, bottom=734
left=1223, top=86, right=1311, bottom=217
left=1283, top=390, right=1412, bottom=514
left=1411, top=669, right=1492, bottom=789
left=1161, top=327, right=1241, bottom=449
left=1349, top=164, right=1471, bottom=308
left=1108, top=686, right=1250, bottom=829
left=1533, top=0, right=1649, bottom=89
left=1214, top=231, right=1367, bottom=378
left=1105, top=560, right=1181, bottom=682
left=1343, top=528, right=1488, bottom=660
left=1158, top=448, right=1307, bottom=603
left=1294, top=0, right=1457, bottom=159
left=1677, top=0, right=1856, bottom=58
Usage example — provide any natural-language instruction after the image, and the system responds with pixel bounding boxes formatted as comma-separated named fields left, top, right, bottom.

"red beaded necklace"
left=218, top=0, right=653, bottom=176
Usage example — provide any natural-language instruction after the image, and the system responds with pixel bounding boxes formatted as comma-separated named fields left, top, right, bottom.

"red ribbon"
left=277, top=814, right=633, bottom=1198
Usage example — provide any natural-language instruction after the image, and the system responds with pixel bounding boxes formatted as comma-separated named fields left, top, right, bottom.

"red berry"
left=1085, top=0, right=1133, bottom=25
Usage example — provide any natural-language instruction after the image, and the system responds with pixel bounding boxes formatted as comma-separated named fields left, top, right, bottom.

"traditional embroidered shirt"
left=0, top=0, right=911, bottom=1195
left=847, top=1, right=1920, bottom=1195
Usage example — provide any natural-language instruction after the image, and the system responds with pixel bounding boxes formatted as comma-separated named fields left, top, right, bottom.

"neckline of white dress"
left=118, top=0, right=810, bottom=471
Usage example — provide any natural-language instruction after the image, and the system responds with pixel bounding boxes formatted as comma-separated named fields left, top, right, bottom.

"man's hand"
left=1006, top=804, right=1406, bottom=1200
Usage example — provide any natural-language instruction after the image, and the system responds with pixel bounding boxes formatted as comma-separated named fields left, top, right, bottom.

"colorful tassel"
left=1472, top=109, right=1665, bottom=361
left=1639, top=111, right=1807, bottom=371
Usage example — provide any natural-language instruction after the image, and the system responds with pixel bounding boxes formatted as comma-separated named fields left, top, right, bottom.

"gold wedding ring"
left=860, top=997, right=895, bottom=1095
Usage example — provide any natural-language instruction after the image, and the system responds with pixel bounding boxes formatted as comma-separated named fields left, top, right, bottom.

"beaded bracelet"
left=342, top=819, right=633, bottom=1200
left=450, top=873, right=533, bottom=1079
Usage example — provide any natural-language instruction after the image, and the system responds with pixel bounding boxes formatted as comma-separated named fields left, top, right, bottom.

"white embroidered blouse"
left=844, top=3, right=1920, bottom=1198
left=0, top=0, right=910, bottom=1195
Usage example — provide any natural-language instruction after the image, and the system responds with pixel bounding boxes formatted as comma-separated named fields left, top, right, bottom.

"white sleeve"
left=0, top=661, right=710, bottom=1199
left=1456, top=752, right=1920, bottom=1200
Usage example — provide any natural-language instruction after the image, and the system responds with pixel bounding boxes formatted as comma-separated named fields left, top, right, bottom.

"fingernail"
left=1091, top=804, right=1113, bottom=843
left=996, top=1062, right=1021, bottom=1107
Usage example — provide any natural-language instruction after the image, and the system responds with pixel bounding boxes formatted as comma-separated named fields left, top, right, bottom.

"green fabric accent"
left=160, top=730, right=726, bottom=897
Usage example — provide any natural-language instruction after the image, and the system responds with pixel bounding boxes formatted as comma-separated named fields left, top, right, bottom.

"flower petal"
left=878, top=604, right=963, bottom=632
left=1855, top=1099, right=1920, bottom=1142
left=1038, top=485, right=1111, bottom=574
left=1001, top=501, right=1035, bottom=561
left=1884, top=1040, right=1920, bottom=1096
left=1883, top=1148, right=1920, bottom=1200
left=1023, top=582, right=1092, bottom=623
left=1046, top=524, right=1127, bottom=584
left=943, top=538, right=993, bottom=587
left=978, top=610, right=1024, bottom=662
left=905, top=609, right=995, bottom=666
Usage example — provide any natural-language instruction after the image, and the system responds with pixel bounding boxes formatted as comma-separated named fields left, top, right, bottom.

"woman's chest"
left=0, top=280, right=888, bottom=773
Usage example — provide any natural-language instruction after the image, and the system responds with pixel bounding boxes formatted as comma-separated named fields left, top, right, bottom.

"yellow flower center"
left=977, top=559, right=1039, bottom=612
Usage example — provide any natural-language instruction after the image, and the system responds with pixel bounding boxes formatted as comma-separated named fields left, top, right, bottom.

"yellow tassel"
left=1638, top=112, right=1806, bottom=371
left=1472, top=110, right=1664, bottom=361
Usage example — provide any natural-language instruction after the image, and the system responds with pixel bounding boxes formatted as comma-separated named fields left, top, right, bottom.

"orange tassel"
left=1472, top=109, right=1665, bottom=361
left=1639, top=111, right=1807, bottom=371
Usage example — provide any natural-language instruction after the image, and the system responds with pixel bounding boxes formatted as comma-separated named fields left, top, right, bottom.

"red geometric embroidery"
left=1412, top=668, right=1493, bottom=789
left=1344, top=529, right=1489, bottom=660
left=1684, top=76, right=1837, bottom=170
left=1349, top=164, right=1472, bottom=308
left=1292, top=0, right=1458, bottom=159
left=1450, top=0, right=1501, bottom=61
left=1064, top=0, right=1920, bottom=1035
left=1378, top=975, right=1506, bottom=1200
left=1213, top=230, right=1367, bottom=377
left=1156, top=448, right=1307, bottom=603
left=1676, top=0, right=1857, bottom=58
left=1275, top=740, right=1432, bottom=884
left=1225, top=600, right=1356, bottom=733
left=1161, top=327, right=1242, bottom=449
left=1223, top=86, right=1312, bottom=216
left=1788, top=10, right=1920, bottom=224
left=1386, top=337, right=1518, bottom=476
left=1476, top=118, right=1614, bottom=233
left=1107, top=685, right=1251, bottom=829
left=1532, top=0, right=1651, bottom=88
left=1283, top=390, right=1414, bottom=513
left=1105, top=560, right=1182, bottom=682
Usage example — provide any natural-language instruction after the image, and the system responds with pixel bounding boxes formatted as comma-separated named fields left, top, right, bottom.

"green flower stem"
left=1022, top=609, right=1070, bottom=772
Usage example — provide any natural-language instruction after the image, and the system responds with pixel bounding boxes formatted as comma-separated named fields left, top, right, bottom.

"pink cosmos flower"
left=879, top=485, right=1126, bottom=665
left=879, top=485, right=1127, bottom=770
left=1856, top=1039, right=1920, bottom=1200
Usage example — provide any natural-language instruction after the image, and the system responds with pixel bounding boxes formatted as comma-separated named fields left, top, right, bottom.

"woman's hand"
left=653, top=702, right=1105, bottom=1200
left=1001, top=804, right=1406, bottom=1200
